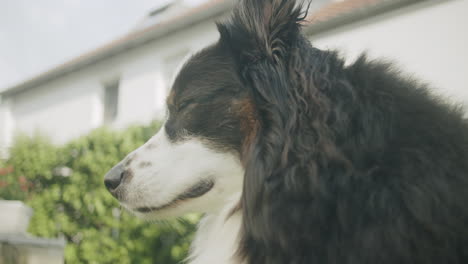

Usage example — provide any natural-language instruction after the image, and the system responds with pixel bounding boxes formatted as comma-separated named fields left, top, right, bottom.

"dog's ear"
left=218, top=0, right=307, bottom=70
left=217, top=0, right=310, bottom=186
left=217, top=0, right=309, bottom=151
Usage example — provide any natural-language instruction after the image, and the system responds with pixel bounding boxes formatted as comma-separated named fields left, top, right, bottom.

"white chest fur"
left=187, top=203, right=243, bottom=264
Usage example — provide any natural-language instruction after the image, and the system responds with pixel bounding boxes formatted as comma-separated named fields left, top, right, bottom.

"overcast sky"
left=0, top=0, right=208, bottom=91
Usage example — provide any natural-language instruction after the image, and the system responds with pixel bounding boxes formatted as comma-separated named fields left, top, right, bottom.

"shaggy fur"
left=218, top=0, right=468, bottom=263
left=105, top=0, right=468, bottom=263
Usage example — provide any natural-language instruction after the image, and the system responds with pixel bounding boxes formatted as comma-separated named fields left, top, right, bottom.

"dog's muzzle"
left=104, top=163, right=127, bottom=198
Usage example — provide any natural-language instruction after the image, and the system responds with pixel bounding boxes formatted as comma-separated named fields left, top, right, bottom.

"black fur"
left=216, top=0, right=468, bottom=263
left=169, top=0, right=468, bottom=263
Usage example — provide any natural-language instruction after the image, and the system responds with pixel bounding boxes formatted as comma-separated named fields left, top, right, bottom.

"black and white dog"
left=104, top=0, right=468, bottom=263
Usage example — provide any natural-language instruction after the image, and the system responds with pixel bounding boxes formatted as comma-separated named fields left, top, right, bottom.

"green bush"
left=0, top=122, right=197, bottom=264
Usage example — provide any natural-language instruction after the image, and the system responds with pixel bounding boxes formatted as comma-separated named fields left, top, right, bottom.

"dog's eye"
left=177, top=97, right=210, bottom=113
left=179, top=102, right=189, bottom=110
left=178, top=101, right=194, bottom=112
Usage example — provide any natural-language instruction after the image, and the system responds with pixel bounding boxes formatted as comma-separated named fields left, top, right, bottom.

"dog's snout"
left=104, top=164, right=126, bottom=194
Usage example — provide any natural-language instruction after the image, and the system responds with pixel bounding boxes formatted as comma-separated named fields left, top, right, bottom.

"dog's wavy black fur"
left=213, top=0, right=468, bottom=263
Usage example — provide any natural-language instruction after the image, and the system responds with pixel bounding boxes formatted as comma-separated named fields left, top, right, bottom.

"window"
left=103, top=79, right=120, bottom=124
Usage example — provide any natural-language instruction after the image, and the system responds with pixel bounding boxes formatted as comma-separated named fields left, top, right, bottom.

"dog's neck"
left=187, top=193, right=243, bottom=264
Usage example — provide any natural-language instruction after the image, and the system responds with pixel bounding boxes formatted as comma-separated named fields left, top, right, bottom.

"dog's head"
left=104, top=47, right=249, bottom=219
left=104, top=0, right=311, bottom=221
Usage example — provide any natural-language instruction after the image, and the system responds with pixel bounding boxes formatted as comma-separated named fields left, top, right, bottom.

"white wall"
left=10, top=76, right=101, bottom=144
left=312, top=0, right=468, bottom=106
left=0, top=16, right=221, bottom=147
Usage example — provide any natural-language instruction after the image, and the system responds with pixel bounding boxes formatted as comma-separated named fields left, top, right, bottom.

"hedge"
left=0, top=122, right=197, bottom=264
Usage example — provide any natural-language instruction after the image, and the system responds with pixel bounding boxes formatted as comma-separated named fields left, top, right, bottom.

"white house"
left=0, top=0, right=467, bottom=156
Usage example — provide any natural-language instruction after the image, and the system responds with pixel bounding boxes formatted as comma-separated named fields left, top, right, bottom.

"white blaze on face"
left=119, top=125, right=244, bottom=219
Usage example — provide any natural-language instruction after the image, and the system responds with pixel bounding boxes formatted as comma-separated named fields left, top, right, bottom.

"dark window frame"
left=103, top=79, right=120, bottom=124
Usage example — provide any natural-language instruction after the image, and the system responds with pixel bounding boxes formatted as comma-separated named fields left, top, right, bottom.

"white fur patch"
left=119, top=126, right=244, bottom=219
left=115, top=125, right=245, bottom=263
left=187, top=194, right=244, bottom=264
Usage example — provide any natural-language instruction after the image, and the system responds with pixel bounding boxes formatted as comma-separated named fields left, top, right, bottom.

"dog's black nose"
left=104, top=164, right=125, bottom=193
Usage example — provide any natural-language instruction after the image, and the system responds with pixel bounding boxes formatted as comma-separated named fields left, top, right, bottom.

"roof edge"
left=305, top=0, right=429, bottom=35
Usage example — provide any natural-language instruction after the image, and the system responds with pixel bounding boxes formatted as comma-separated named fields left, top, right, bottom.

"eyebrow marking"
left=166, top=90, right=175, bottom=106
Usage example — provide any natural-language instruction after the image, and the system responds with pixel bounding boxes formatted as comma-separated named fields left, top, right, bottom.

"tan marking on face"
left=235, top=98, right=259, bottom=164
left=166, top=90, right=175, bottom=107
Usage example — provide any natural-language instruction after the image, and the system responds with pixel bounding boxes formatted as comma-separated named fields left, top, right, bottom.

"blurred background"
left=0, top=0, right=467, bottom=263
